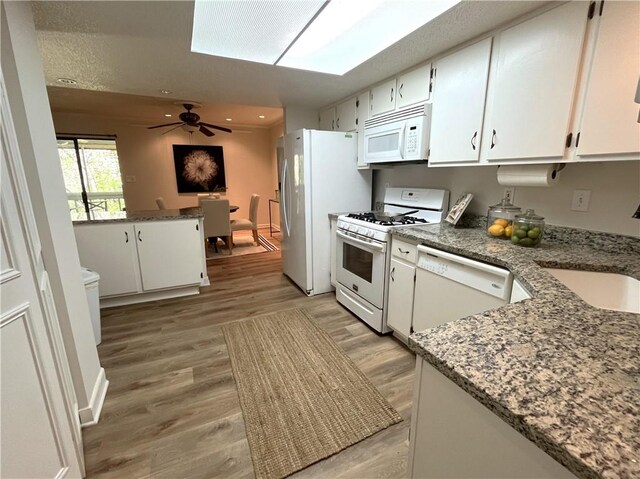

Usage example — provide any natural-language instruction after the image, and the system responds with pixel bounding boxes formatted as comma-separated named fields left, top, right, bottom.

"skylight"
left=191, top=0, right=460, bottom=75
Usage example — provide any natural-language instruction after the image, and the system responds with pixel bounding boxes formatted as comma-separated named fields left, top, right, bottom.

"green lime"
left=532, top=237, right=541, bottom=245
left=511, top=235, right=520, bottom=244
left=515, top=229, right=528, bottom=239
left=518, top=224, right=529, bottom=232
left=527, top=229, right=540, bottom=239
left=519, top=238, right=533, bottom=247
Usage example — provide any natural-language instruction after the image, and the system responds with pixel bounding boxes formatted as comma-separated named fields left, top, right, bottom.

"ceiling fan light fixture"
left=182, top=124, right=199, bottom=133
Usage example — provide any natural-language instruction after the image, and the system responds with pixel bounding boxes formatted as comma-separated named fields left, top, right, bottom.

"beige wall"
left=374, top=161, right=640, bottom=237
left=52, top=112, right=283, bottom=228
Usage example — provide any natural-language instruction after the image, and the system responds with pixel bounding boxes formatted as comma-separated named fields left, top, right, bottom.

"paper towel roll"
left=497, top=164, right=560, bottom=187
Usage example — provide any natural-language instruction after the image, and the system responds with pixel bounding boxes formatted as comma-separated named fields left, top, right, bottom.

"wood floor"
left=85, top=242, right=416, bottom=478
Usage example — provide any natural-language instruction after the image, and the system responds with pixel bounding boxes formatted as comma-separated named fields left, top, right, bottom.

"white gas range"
left=335, top=187, right=449, bottom=333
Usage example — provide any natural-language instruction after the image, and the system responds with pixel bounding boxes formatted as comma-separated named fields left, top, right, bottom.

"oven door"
left=336, top=229, right=387, bottom=308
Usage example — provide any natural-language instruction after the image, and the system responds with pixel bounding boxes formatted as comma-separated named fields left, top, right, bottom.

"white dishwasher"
left=412, top=245, right=513, bottom=332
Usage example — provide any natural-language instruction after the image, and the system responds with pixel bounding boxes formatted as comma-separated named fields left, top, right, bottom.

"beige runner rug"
left=222, top=309, right=402, bottom=479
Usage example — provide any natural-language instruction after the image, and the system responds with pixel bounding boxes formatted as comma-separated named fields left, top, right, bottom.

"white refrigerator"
left=280, top=129, right=371, bottom=296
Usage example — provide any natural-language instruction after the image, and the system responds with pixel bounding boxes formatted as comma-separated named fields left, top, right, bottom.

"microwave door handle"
left=337, top=230, right=385, bottom=253
left=398, top=126, right=406, bottom=159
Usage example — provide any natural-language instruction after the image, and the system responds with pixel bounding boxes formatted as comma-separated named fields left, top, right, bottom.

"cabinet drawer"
left=391, top=238, right=417, bottom=263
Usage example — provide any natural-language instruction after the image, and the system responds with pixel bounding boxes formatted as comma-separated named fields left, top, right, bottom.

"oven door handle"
left=337, top=230, right=385, bottom=253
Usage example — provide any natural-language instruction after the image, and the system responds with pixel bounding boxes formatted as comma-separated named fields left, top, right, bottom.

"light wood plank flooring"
left=85, top=242, right=415, bottom=478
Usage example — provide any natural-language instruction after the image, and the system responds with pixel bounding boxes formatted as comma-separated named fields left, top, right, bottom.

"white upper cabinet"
left=576, top=1, right=640, bottom=159
left=370, top=78, right=397, bottom=116
left=481, top=2, right=589, bottom=163
left=397, top=63, right=432, bottom=109
left=319, top=108, right=336, bottom=131
left=336, top=97, right=358, bottom=132
left=429, top=38, right=493, bottom=165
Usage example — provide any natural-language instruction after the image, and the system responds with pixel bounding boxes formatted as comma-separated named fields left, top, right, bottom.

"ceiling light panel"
left=192, top=0, right=326, bottom=64
left=278, top=0, right=460, bottom=75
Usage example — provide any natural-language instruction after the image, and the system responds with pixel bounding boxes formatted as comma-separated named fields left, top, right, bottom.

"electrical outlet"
left=571, top=189, right=591, bottom=212
left=503, top=187, right=515, bottom=203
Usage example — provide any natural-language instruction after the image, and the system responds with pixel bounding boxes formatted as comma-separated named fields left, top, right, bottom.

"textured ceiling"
left=47, top=86, right=284, bottom=128
left=33, top=0, right=551, bottom=111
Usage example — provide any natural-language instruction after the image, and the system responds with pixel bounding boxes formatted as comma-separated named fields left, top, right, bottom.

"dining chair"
left=201, top=198, right=233, bottom=254
left=155, top=197, right=167, bottom=210
left=231, top=194, right=260, bottom=245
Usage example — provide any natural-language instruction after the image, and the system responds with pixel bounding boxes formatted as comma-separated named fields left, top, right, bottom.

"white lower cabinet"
left=74, top=223, right=141, bottom=296
left=74, top=218, right=206, bottom=306
left=409, top=358, right=577, bottom=478
left=135, top=220, right=203, bottom=291
left=386, top=238, right=417, bottom=341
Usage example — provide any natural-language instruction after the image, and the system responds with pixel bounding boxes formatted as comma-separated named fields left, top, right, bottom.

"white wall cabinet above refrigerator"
left=319, top=97, right=358, bottom=132
left=480, top=1, right=590, bottom=164
left=574, top=1, right=640, bottom=161
left=429, top=38, right=493, bottom=166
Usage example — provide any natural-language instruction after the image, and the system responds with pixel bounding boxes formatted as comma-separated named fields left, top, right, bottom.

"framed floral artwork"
left=172, top=144, right=226, bottom=193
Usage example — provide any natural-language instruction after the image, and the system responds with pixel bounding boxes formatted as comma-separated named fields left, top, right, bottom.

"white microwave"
left=363, top=104, right=432, bottom=164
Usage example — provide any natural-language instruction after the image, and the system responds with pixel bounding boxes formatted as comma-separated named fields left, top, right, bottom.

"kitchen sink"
left=543, top=268, right=640, bottom=314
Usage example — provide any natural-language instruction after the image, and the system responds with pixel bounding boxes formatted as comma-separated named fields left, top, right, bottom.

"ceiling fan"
left=147, top=103, right=232, bottom=137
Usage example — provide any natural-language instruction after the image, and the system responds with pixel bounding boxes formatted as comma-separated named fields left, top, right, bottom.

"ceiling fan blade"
left=160, top=123, right=185, bottom=135
left=148, top=122, right=182, bottom=130
left=199, top=125, right=215, bottom=137
left=199, top=122, right=232, bottom=134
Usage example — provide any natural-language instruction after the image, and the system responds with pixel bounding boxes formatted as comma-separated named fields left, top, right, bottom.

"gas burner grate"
left=346, top=213, right=429, bottom=226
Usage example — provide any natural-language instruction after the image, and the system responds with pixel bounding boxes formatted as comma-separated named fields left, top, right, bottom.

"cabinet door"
left=135, top=220, right=203, bottom=291
left=577, top=1, right=640, bottom=159
left=336, top=97, right=357, bottom=132
left=397, top=63, right=431, bottom=109
left=386, top=258, right=415, bottom=338
left=319, top=108, right=336, bottom=131
left=430, top=39, right=493, bottom=165
left=370, top=78, right=397, bottom=116
left=74, top=223, right=141, bottom=297
left=482, top=2, right=589, bottom=162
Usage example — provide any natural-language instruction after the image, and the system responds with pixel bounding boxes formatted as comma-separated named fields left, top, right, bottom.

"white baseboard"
left=79, top=367, right=109, bottom=427
left=99, top=285, right=200, bottom=308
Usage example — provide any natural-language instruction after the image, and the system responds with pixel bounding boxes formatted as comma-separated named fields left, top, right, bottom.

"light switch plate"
left=571, top=189, right=591, bottom=212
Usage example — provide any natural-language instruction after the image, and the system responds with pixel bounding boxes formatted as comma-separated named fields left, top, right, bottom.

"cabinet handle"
left=390, top=87, right=394, bottom=102
left=398, top=248, right=410, bottom=255
left=399, top=83, right=403, bottom=98
left=390, top=267, right=395, bottom=282
left=138, top=230, right=142, bottom=242
left=490, top=129, right=496, bottom=149
left=125, top=231, right=129, bottom=243
left=471, top=131, right=477, bottom=150
left=336, top=118, right=340, bottom=129
left=331, top=119, right=334, bottom=130
left=196, top=223, right=199, bottom=231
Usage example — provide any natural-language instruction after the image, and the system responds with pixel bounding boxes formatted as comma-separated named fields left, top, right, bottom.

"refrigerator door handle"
left=282, top=159, right=291, bottom=236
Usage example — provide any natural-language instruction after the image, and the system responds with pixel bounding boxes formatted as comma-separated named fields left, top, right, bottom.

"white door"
left=281, top=131, right=312, bottom=293
left=386, top=258, right=415, bottom=338
left=397, top=63, right=431, bottom=109
left=74, top=223, right=141, bottom=297
left=482, top=2, right=589, bottom=162
left=1, top=74, right=83, bottom=478
left=577, top=1, right=640, bottom=159
left=336, top=97, right=357, bottom=132
left=135, top=220, right=203, bottom=291
left=370, top=78, right=397, bottom=116
left=319, top=108, right=335, bottom=131
left=429, top=38, right=493, bottom=165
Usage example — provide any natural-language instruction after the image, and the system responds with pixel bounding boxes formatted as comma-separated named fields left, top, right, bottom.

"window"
left=57, top=136, right=126, bottom=221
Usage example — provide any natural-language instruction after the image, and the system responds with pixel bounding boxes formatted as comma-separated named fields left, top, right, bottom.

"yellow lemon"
left=488, top=224, right=505, bottom=237
left=493, top=218, right=509, bottom=228
left=504, top=225, right=513, bottom=238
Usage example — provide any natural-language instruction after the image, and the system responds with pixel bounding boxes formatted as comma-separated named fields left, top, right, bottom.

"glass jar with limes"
left=486, top=198, right=522, bottom=239
left=511, top=209, right=545, bottom=247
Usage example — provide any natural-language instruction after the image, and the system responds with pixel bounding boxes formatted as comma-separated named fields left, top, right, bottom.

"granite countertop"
left=394, top=222, right=640, bottom=479
left=73, top=207, right=203, bottom=225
